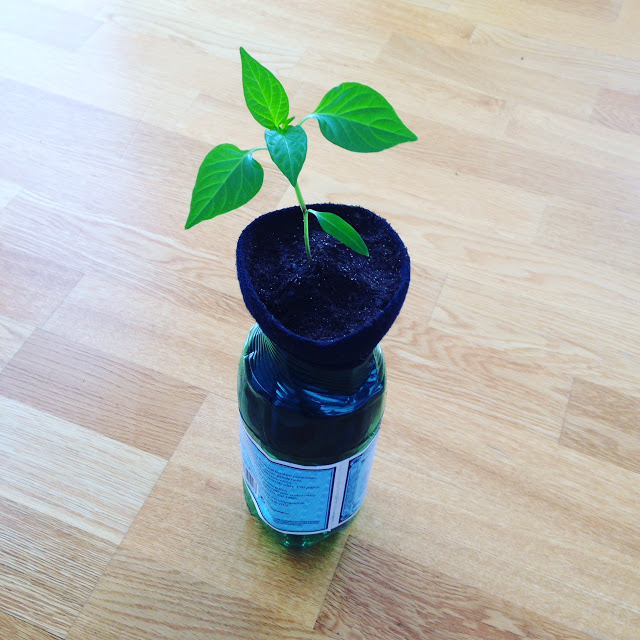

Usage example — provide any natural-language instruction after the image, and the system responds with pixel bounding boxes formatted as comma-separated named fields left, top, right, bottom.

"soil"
left=245, top=205, right=405, bottom=341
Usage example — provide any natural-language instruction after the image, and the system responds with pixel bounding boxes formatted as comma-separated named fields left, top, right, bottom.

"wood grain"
left=0, top=80, right=203, bottom=227
left=404, top=234, right=640, bottom=361
left=470, top=23, right=640, bottom=92
left=0, top=0, right=102, bottom=51
left=530, top=0, right=623, bottom=21
left=0, top=178, right=20, bottom=209
left=0, top=612, right=59, bottom=640
left=0, top=77, right=140, bottom=164
left=0, top=185, right=247, bottom=317
left=94, top=0, right=384, bottom=68
left=449, top=0, right=640, bottom=58
left=0, top=496, right=116, bottom=637
left=505, top=104, right=640, bottom=173
left=0, top=79, right=286, bottom=268
left=0, top=245, right=83, bottom=326
left=291, top=54, right=511, bottom=137
left=121, top=394, right=348, bottom=629
left=0, top=330, right=207, bottom=458
left=0, top=29, right=192, bottom=127
left=377, top=389, right=640, bottom=552
left=67, top=549, right=331, bottom=640
left=537, top=199, right=640, bottom=274
left=386, top=269, right=574, bottom=441
left=0, top=397, right=165, bottom=543
left=381, top=33, right=599, bottom=119
left=428, top=275, right=640, bottom=394
left=274, top=143, right=547, bottom=242
left=0, top=1, right=639, bottom=638
left=316, top=538, right=597, bottom=639
left=383, top=262, right=448, bottom=354
left=351, top=0, right=475, bottom=46
left=350, top=453, right=640, bottom=636
left=385, top=324, right=573, bottom=439
left=400, top=114, right=640, bottom=214
left=0, top=315, right=33, bottom=372
left=43, top=272, right=248, bottom=399
left=591, top=88, right=640, bottom=135
left=561, top=378, right=640, bottom=473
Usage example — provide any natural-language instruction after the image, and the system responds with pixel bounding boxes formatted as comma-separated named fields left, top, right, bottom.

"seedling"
left=186, top=47, right=417, bottom=263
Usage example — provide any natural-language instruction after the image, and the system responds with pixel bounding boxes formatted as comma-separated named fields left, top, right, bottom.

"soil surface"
left=246, top=206, right=405, bottom=341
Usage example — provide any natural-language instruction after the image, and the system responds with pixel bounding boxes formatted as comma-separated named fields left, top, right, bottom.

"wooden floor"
left=1, top=0, right=639, bottom=638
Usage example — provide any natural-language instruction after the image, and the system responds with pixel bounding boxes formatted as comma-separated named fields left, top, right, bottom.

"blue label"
left=239, top=416, right=379, bottom=535
left=340, top=441, right=378, bottom=522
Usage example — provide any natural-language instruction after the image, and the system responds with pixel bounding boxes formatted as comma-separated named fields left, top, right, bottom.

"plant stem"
left=294, top=182, right=313, bottom=264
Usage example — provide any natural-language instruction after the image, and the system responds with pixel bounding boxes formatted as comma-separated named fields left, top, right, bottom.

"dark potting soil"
left=246, top=206, right=405, bottom=341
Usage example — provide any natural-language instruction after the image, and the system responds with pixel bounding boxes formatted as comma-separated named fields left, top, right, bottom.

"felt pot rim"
left=236, top=203, right=411, bottom=369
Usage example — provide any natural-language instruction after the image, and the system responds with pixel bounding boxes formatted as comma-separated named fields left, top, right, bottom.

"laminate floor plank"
left=0, top=330, right=207, bottom=458
left=0, top=397, right=165, bottom=544
left=0, top=496, right=116, bottom=637
left=536, top=199, right=640, bottom=274
left=0, top=0, right=102, bottom=52
left=469, top=23, right=640, bottom=92
left=316, top=538, right=598, bottom=640
left=350, top=452, right=640, bottom=638
left=386, top=327, right=573, bottom=439
left=43, top=273, right=248, bottom=399
left=93, top=0, right=386, bottom=67
left=0, top=612, right=58, bottom=640
left=0, top=179, right=20, bottom=209
left=427, top=274, right=640, bottom=394
left=591, top=88, right=640, bottom=135
left=274, top=141, right=548, bottom=243
left=291, top=55, right=513, bottom=138
left=67, top=549, right=332, bottom=640
left=0, top=245, right=83, bottom=327
left=1, top=1, right=639, bottom=638
left=505, top=104, right=640, bottom=173
left=0, top=315, right=33, bottom=372
left=120, top=394, right=348, bottom=629
left=381, top=34, right=599, bottom=119
left=561, top=378, right=640, bottom=473
left=450, top=0, right=640, bottom=58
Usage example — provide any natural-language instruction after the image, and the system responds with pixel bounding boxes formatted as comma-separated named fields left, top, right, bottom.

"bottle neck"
left=255, top=325, right=382, bottom=392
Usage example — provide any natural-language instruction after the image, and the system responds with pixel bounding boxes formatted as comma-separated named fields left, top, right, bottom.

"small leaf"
left=240, top=47, right=289, bottom=129
left=186, top=144, right=263, bottom=229
left=283, top=115, right=296, bottom=127
left=309, top=82, right=417, bottom=153
left=265, top=126, right=307, bottom=187
left=309, top=208, right=369, bottom=257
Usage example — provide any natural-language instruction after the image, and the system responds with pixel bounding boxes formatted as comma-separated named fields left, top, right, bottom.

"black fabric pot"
left=236, top=203, right=410, bottom=369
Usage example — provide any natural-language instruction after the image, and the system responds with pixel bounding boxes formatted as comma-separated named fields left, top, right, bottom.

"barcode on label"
left=243, top=466, right=259, bottom=495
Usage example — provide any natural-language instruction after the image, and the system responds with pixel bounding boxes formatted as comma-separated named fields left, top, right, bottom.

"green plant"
left=186, top=47, right=417, bottom=262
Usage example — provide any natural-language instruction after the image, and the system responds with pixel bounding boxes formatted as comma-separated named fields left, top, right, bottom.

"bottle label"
left=239, top=415, right=379, bottom=535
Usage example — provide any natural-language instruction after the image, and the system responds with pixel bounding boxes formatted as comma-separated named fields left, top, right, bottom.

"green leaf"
left=309, top=208, right=370, bottom=257
left=240, top=47, right=289, bottom=129
left=265, top=126, right=307, bottom=187
left=309, top=82, right=417, bottom=153
left=186, top=144, right=263, bottom=229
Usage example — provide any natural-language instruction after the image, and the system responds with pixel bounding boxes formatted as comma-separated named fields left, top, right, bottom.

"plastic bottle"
left=238, top=324, right=386, bottom=549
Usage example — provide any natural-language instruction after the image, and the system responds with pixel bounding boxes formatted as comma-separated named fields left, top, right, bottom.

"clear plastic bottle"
left=237, top=324, right=386, bottom=549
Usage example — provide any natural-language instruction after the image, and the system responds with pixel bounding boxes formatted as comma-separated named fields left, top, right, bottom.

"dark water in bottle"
left=237, top=324, right=386, bottom=548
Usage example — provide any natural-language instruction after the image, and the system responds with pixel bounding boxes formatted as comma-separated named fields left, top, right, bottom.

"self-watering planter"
left=185, top=48, right=417, bottom=548
left=236, top=203, right=410, bottom=547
